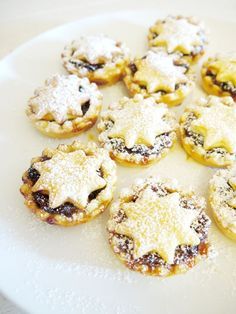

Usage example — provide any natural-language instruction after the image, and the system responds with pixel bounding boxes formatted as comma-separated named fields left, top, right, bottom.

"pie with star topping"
left=180, top=95, right=236, bottom=167
left=26, top=74, right=102, bottom=138
left=148, top=15, right=207, bottom=64
left=107, top=177, right=211, bottom=276
left=20, top=141, right=116, bottom=226
left=97, top=94, right=177, bottom=166
left=209, top=165, right=236, bottom=241
left=124, top=48, right=194, bottom=106
left=61, top=34, right=130, bottom=85
left=202, top=53, right=236, bottom=100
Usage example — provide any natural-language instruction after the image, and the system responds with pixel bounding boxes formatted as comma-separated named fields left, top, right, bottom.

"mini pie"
left=124, top=48, right=194, bottom=107
left=209, top=166, right=236, bottom=241
left=97, top=94, right=178, bottom=166
left=108, top=177, right=211, bottom=276
left=202, top=53, right=236, bottom=100
left=26, top=74, right=102, bottom=138
left=180, top=95, right=236, bottom=167
left=148, top=15, right=207, bottom=64
left=61, top=34, right=130, bottom=85
left=20, top=141, right=116, bottom=226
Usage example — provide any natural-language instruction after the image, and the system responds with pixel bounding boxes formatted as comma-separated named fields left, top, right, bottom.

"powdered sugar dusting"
left=32, top=150, right=106, bottom=209
left=209, top=165, right=236, bottom=233
left=109, top=180, right=201, bottom=264
left=69, top=35, right=129, bottom=64
left=154, top=16, right=204, bottom=53
left=99, top=94, right=174, bottom=149
left=28, top=74, right=102, bottom=124
left=134, top=49, right=188, bottom=93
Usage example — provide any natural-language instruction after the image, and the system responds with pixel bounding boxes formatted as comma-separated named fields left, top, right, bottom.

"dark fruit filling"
left=129, top=63, right=137, bottom=74
left=205, top=70, right=236, bottom=99
left=33, top=191, right=78, bottom=217
left=27, top=160, right=106, bottom=217
left=69, top=60, right=104, bottom=72
left=27, top=167, right=40, bottom=185
left=81, top=101, right=90, bottom=116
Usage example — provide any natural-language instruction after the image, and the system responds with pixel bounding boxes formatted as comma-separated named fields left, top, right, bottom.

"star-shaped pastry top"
left=208, top=54, right=236, bottom=86
left=29, top=75, right=94, bottom=124
left=32, top=150, right=106, bottom=209
left=72, top=35, right=129, bottom=64
left=154, top=17, right=203, bottom=54
left=115, top=188, right=200, bottom=264
left=103, top=95, right=173, bottom=148
left=190, top=96, right=236, bottom=153
left=134, top=50, right=187, bottom=93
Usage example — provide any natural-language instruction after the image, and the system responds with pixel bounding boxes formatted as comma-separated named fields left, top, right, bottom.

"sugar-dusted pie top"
left=28, top=74, right=102, bottom=124
left=134, top=49, right=188, bottom=93
left=151, top=16, right=205, bottom=54
left=210, top=165, right=236, bottom=232
left=189, top=96, right=236, bottom=153
left=69, top=34, right=130, bottom=64
left=32, top=149, right=106, bottom=209
left=101, top=94, right=174, bottom=148
left=112, top=185, right=200, bottom=264
left=206, top=53, right=236, bottom=86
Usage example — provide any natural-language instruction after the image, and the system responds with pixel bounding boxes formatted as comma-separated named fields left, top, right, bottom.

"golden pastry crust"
left=209, top=166, right=236, bottom=241
left=108, top=177, right=211, bottom=276
left=20, top=141, right=116, bottom=226
left=26, top=75, right=102, bottom=138
left=180, top=96, right=236, bottom=167
left=124, top=48, right=194, bottom=107
left=148, top=15, right=207, bottom=64
left=61, top=35, right=130, bottom=85
left=201, top=53, right=236, bottom=100
left=97, top=94, right=177, bottom=166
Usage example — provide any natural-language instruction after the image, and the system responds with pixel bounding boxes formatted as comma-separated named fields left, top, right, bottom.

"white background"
left=0, top=0, right=235, bottom=313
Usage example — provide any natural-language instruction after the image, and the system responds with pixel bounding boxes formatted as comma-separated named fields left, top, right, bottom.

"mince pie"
left=209, top=165, right=236, bottom=241
left=148, top=15, right=207, bottom=64
left=97, top=94, right=177, bottom=166
left=124, top=48, right=194, bottom=106
left=61, top=34, right=130, bottom=85
left=202, top=52, right=236, bottom=100
left=108, top=177, right=211, bottom=276
left=26, top=74, right=102, bottom=138
left=20, top=141, right=116, bottom=226
left=180, top=96, right=236, bottom=167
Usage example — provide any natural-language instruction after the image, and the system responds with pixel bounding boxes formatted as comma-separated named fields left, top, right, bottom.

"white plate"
left=0, top=9, right=236, bottom=314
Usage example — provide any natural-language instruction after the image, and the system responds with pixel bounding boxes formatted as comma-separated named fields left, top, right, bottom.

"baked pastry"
left=202, top=53, right=236, bottom=100
left=209, top=166, right=236, bottom=241
left=26, top=74, right=102, bottom=138
left=108, top=177, right=211, bottom=276
left=97, top=94, right=177, bottom=166
left=180, top=95, right=236, bottom=167
left=61, top=34, right=130, bottom=85
left=148, top=15, right=207, bottom=64
left=20, top=141, right=116, bottom=226
left=124, top=48, right=194, bottom=106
